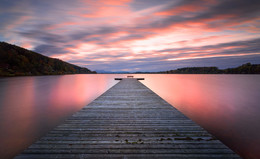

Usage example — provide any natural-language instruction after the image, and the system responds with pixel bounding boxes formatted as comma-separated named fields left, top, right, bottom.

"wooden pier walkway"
left=15, top=78, right=241, bottom=159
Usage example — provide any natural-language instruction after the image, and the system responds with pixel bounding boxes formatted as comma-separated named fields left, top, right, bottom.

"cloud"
left=154, top=38, right=260, bottom=65
left=18, top=30, right=66, bottom=44
left=34, top=44, right=68, bottom=56
left=0, top=0, right=259, bottom=71
left=61, top=38, right=260, bottom=72
left=139, top=0, right=260, bottom=32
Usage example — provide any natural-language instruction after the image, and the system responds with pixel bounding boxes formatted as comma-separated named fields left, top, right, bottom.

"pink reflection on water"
left=140, top=74, right=260, bottom=159
left=0, top=77, right=37, bottom=159
left=0, top=75, right=118, bottom=159
left=1, top=74, right=259, bottom=159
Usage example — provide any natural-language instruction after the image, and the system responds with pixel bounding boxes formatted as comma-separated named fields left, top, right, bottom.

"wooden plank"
left=16, top=153, right=241, bottom=159
left=15, top=78, right=241, bottom=159
left=28, top=143, right=229, bottom=149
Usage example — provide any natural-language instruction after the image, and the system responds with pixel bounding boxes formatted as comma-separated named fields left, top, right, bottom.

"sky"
left=0, top=0, right=260, bottom=72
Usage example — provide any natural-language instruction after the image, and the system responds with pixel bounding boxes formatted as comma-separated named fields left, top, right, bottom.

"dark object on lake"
left=115, top=77, right=144, bottom=80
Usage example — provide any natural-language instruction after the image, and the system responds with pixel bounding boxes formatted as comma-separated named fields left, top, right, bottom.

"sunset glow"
left=0, top=0, right=259, bottom=71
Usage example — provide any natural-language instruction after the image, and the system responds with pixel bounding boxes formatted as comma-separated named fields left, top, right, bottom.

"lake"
left=0, top=74, right=259, bottom=159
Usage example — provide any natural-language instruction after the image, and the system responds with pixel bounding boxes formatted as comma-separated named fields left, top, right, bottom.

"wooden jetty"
left=15, top=78, right=241, bottom=159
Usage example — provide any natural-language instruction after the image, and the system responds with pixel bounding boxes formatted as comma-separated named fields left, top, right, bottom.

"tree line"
left=159, top=63, right=260, bottom=74
left=0, top=42, right=95, bottom=77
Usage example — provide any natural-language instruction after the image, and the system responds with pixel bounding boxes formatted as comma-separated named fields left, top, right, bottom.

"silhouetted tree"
left=0, top=42, right=95, bottom=76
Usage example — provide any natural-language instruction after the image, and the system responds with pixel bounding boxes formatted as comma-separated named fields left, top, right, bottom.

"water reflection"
left=0, top=75, right=119, bottom=159
left=139, top=74, right=260, bottom=159
left=0, top=74, right=259, bottom=159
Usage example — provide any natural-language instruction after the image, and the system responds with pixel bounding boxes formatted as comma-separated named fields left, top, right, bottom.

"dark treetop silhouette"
left=0, top=42, right=95, bottom=77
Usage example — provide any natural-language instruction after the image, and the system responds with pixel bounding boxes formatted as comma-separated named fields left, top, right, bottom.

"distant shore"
left=97, top=63, right=260, bottom=74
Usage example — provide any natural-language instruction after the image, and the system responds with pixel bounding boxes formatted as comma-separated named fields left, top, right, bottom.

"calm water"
left=0, top=74, right=259, bottom=159
left=141, top=74, right=260, bottom=159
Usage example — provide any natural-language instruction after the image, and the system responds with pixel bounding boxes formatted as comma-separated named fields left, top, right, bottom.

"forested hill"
left=0, top=42, right=95, bottom=76
left=159, top=63, right=260, bottom=74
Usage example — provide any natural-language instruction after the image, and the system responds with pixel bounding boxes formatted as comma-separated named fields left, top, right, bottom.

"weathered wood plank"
left=28, top=143, right=229, bottom=149
left=22, top=148, right=235, bottom=154
left=15, top=78, right=241, bottom=159
left=16, top=153, right=241, bottom=159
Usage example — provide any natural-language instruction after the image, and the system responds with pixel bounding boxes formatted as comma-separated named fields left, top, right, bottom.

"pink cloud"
left=78, top=0, right=133, bottom=18
left=1, top=0, right=259, bottom=71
